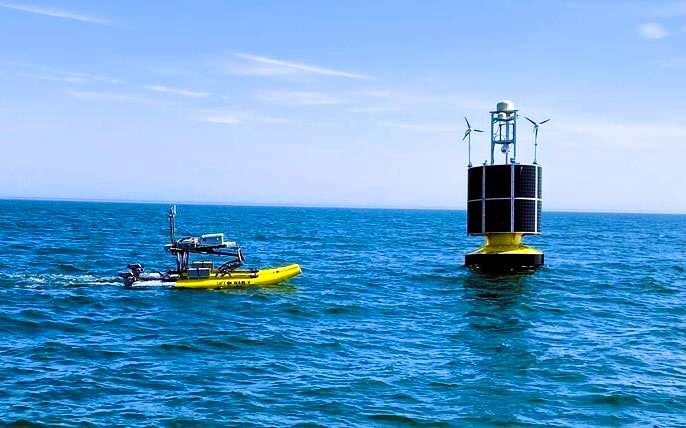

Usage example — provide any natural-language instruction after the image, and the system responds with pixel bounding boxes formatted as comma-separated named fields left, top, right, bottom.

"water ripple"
left=0, top=202, right=684, bottom=426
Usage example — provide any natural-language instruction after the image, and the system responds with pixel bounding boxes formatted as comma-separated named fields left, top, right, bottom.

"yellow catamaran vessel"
left=119, top=206, right=301, bottom=288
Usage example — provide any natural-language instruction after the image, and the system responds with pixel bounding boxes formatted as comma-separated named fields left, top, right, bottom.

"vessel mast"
left=168, top=205, right=176, bottom=244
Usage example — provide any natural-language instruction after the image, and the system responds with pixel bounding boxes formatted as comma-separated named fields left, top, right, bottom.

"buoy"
left=463, top=100, right=545, bottom=272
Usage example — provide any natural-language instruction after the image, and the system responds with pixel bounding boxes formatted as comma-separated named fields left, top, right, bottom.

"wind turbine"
left=525, top=117, right=550, bottom=164
left=463, top=117, right=483, bottom=167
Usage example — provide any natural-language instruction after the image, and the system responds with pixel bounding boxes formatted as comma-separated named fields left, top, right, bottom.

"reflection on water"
left=457, top=272, right=542, bottom=423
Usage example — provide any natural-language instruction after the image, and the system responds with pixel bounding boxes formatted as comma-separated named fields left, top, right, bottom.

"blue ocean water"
left=0, top=199, right=684, bottom=427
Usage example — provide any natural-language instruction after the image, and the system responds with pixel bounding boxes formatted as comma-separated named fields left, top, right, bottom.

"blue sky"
left=1, top=1, right=685, bottom=213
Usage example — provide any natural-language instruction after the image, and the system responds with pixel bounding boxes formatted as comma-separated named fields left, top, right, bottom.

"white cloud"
left=145, top=85, right=209, bottom=98
left=256, top=90, right=348, bottom=106
left=638, top=23, right=670, bottom=39
left=233, top=53, right=370, bottom=79
left=193, top=110, right=290, bottom=126
left=0, top=2, right=111, bottom=25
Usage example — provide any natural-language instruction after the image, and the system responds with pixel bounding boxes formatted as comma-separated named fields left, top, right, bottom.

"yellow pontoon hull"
left=175, top=264, right=302, bottom=289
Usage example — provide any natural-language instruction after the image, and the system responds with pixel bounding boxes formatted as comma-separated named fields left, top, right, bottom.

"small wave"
left=2, top=420, right=44, bottom=428
left=159, top=342, right=197, bottom=352
left=34, top=246, right=83, bottom=255
left=253, top=233, right=270, bottom=242
left=193, top=337, right=241, bottom=352
left=291, top=422, right=327, bottom=428
left=55, top=263, right=88, bottom=274
left=365, top=413, right=445, bottom=426
left=588, top=392, right=644, bottom=406
left=322, top=304, right=365, bottom=316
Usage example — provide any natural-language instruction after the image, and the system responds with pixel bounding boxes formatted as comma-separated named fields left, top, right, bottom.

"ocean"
left=0, top=199, right=684, bottom=427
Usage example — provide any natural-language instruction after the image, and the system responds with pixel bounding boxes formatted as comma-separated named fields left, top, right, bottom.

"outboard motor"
left=118, top=263, right=145, bottom=287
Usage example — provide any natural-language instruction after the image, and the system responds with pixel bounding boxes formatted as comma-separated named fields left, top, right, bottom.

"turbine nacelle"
left=462, top=116, right=483, bottom=167
left=525, top=117, right=550, bottom=164
left=525, top=116, right=550, bottom=140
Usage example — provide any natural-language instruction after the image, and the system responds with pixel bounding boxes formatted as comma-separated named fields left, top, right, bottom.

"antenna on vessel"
left=525, top=117, right=550, bottom=164
left=463, top=117, right=483, bottom=167
left=168, top=205, right=176, bottom=244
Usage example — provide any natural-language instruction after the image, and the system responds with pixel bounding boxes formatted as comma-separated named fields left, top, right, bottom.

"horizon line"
left=1, top=196, right=685, bottom=215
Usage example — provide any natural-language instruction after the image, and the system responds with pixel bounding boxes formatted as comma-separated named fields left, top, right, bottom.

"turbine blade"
left=463, top=129, right=470, bottom=140
left=474, top=129, right=484, bottom=133
left=465, top=117, right=471, bottom=128
left=540, top=119, right=550, bottom=124
left=525, top=116, right=536, bottom=125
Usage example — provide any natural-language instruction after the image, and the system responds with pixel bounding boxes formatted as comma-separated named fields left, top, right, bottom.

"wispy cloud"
left=65, top=90, right=147, bottom=103
left=233, top=53, right=370, bottom=80
left=193, top=109, right=290, bottom=126
left=3, top=62, right=120, bottom=84
left=146, top=66, right=193, bottom=77
left=656, top=57, right=686, bottom=68
left=256, top=90, right=348, bottom=106
left=345, top=106, right=393, bottom=114
left=652, top=2, right=686, bottom=18
left=638, top=23, right=670, bottom=39
left=0, top=2, right=111, bottom=25
left=38, top=68, right=119, bottom=84
left=145, top=85, right=209, bottom=98
left=555, top=117, right=686, bottom=148
left=346, top=90, right=491, bottom=115
left=195, top=114, right=241, bottom=125
left=379, top=121, right=458, bottom=133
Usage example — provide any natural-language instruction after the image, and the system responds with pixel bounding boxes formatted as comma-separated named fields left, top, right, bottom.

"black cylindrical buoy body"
left=467, top=164, right=542, bottom=235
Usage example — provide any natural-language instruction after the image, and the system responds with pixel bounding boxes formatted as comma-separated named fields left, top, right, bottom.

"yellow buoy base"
left=465, top=233, right=543, bottom=272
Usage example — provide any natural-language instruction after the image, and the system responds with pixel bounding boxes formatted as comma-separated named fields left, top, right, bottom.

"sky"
left=0, top=1, right=685, bottom=213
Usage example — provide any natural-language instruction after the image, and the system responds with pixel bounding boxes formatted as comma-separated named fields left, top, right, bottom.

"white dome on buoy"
left=496, top=100, right=515, bottom=112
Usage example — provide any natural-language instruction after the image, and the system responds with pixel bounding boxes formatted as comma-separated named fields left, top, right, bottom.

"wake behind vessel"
left=119, top=206, right=301, bottom=288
